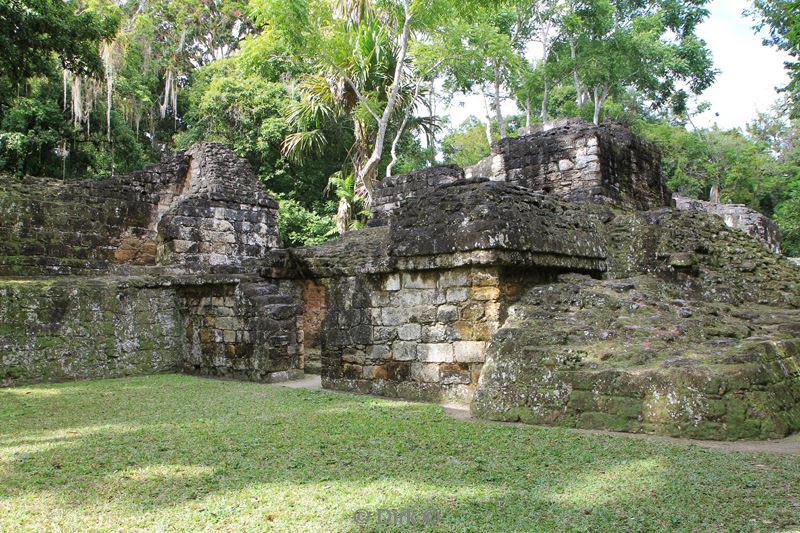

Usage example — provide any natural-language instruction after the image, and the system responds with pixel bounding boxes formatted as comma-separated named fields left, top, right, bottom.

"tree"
left=435, top=2, right=532, bottom=143
left=749, top=0, right=800, bottom=116
left=557, top=0, right=717, bottom=125
left=530, top=0, right=568, bottom=122
left=267, top=0, right=456, bottom=231
left=441, top=116, right=493, bottom=167
left=0, top=0, right=118, bottom=91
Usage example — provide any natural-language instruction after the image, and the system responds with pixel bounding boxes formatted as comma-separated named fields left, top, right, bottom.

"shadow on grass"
left=0, top=374, right=798, bottom=531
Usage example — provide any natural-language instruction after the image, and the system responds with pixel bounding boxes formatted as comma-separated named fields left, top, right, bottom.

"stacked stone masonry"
left=463, top=119, right=672, bottom=210
left=319, top=267, right=531, bottom=405
left=0, top=277, right=184, bottom=385
left=3, top=123, right=800, bottom=442
left=181, top=279, right=304, bottom=383
left=0, top=143, right=279, bottom=276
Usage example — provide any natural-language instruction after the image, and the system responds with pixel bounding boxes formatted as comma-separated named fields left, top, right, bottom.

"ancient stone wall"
left=0, top=277, right=184, bottom=386
left=3, top=123, right=800, bottom=441
left=0, top=154, right=190, bottom=275
left=0, top=143, right=280, bottom=275
left=673, top=195, right=782, bottom=254
left=320, top=268, right=515, bottom=404
left=181, top=279, right=304, bottom=382
left=464, top=119, right=671, bottom=210
left=0, top=143, right=294, bottom=387
left=369, top=165, right=464, bottom=227
left=473, top=275, right=800, bottom=440
left=156, top=144, right=281, bottom=269
left=281, top=180, right=610, bottom=405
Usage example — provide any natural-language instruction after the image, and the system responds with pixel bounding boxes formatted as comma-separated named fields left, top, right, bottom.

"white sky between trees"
left=443, top=0, right=793, bottom=134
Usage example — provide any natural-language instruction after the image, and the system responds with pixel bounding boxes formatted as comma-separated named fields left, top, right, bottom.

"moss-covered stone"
left=472, top=272, right=800, bottom=440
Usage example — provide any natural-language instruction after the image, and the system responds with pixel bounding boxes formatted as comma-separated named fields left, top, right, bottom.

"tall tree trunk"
left=526, top=95, right=532, bottom=132
left=428, top=79, right=436, bottom=165
left=592, top=85, right=609, bottom=126
left=353, top=0, right=413, bottom=210
left=387, top=77, right=423, bottom=178
left=570, top=40, right=583, bottom=106
left=541, top=36, right=550, bottom=123
left=493, top=62, right=506, bottom=139
left=482, top=88, right=494, bottom=148
left=352, top=121, right=371, bottom=201
left=541, top=77, right=549, bottom=122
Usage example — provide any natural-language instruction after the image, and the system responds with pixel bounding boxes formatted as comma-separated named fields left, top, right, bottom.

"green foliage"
left=750, top=0, right=800, bottom=116
left=276, top=196, right=336, bottom=247
left=550, top=0, right=716, bottom=124
left=176, top=60, right=289, bottom=177
left=0, top=0, right=119, bottom=89
left=441, top=116, right=492, bottom=167
left=637, top=102, right=800, bottom=255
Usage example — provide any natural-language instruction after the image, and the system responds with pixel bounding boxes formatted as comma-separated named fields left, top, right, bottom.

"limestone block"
left=417, top=343, right=454, bottom=363
left=454, top=341, right=486, bottom=363
left=410, top=363, right=441, bottom=383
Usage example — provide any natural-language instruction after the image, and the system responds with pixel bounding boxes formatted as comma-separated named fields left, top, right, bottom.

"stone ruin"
left=2, top=119, right=800, bottom=441
left=672, top=195, right=782, bottom=255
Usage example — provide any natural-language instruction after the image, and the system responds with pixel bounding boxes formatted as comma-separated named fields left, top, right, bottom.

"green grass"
left=0, top=375, right=798, bottom=532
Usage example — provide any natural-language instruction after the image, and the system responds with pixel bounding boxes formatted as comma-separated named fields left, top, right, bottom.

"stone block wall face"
left=0, top=279, right=184, bottom=386
left=302, top=281, right=327, bottom=374
left=0, top=143, right=282, bottom=275
left=320, top=266, right=532, bottom=405
left=156, top=144, right=281, bottom=268
left=369, top=165, right=465, bottom=227
left=181, top=280, right=304, bottom=383
left=0, top=155, right=191, bottom=275
left=673, top=195, right=782, bottom=254
left=464, top=120, right=670, bottom=210
left=474, top=338, right=800, bottom=440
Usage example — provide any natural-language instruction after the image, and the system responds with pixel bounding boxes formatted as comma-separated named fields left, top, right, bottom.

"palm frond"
left=282, top=129, right=328, bottom=163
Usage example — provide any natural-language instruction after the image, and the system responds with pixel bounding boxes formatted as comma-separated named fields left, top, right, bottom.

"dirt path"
left=274, top=374, right=800, bottom=456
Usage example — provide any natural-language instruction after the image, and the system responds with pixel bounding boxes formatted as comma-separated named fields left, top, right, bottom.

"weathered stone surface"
left=181, top=279, right=303, bottom=382
left=370, top=165, right=465, bottom=227
left=3, top=121, right=800, bottom=441
left=390, top=180, right=607, bottom=271
left=604, top=208, right=799, bottom=307
left=466, top=119, right=671, bottom=210
left=0, top=155, right=190, bottom=275
left=0, top=276, right=184, bottom=385
left=0, top=143, right=281, bottom=276
left=319, top=267, right=514, bottom=403
left=471, top=275, right=800, bottom=440
left=157, top=144, right=281, bottom=269
left=673, top=195, right=782, bottom=254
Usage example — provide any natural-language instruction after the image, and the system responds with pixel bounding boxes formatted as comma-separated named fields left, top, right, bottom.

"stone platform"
left=2, top=120, right=799, bottom=440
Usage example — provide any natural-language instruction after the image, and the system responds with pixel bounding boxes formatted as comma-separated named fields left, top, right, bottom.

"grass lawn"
left=0, top=375, right=799, bottom=532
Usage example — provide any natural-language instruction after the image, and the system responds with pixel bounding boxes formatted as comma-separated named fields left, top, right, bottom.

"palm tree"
left=282, top=13, right=403, bottom=231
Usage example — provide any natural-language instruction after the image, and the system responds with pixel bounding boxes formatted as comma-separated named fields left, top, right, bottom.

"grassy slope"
left=0, top=374, right=798, bottom=532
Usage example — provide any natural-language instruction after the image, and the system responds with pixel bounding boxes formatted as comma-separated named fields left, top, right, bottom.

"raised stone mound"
left=3, top=121, right=800, bottom=441
left=604, top=209, right=798, bottom=306
left=0, top=145, right=299, bottom=387
left=673, top=195, right=782, bottom=254
left=472, top=206, right=800, bottom=439
left=0, top=154, right=190, bottom=275
left=157, top=144, right=281, bottom=269
left=370, top=165, right=464, bottom=227
left=472, top=274, right=800, bottom=440
left=390, top=179, right=606, bottom=271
